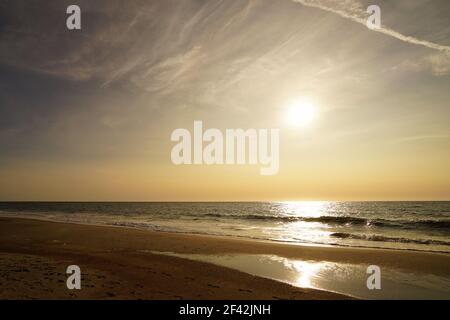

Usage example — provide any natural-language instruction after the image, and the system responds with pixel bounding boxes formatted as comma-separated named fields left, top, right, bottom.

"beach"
left=2, top=0, right=450, bottom=305
left=1, top=217, right=449, bottom=300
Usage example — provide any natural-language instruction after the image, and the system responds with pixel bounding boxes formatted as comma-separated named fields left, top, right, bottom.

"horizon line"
left=1, top=199, right=449, bottom=203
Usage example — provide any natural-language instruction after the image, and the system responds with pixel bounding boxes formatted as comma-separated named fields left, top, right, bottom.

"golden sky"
left=0, top=0, right=450, bottom=201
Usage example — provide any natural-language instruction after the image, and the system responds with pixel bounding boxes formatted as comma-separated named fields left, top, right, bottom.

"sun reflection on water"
left=280, top=201, right=330, bottom=218
left=273, top=201, right=334, bottom=244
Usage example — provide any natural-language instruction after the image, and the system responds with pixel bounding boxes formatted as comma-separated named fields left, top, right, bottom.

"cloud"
left=425, top=52, right=450, bottom=76
left=134, top=46, right=206, bottom=94
left=391, top=135, right=450, bottom=144
left=2, top=0, right=449, bottom=96
left=390, top=52, right=450, bottom=76
left=291, top=0, right=450, bottom=52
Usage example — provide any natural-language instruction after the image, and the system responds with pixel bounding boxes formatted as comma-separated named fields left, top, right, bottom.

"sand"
left=1, top=217, right=449, bottom=300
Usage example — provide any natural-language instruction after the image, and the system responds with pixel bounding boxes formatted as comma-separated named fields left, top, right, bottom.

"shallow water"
left=147, top=251, right=450, bottom=300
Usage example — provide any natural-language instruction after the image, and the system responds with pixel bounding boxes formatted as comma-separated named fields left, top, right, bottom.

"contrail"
left=291, top=0, right=450, bottom=52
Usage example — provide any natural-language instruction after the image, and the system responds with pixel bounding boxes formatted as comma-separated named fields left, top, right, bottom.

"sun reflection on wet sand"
left=290, top=260, right=324, bottom=288
left=146, top=251, right=450, bottom=300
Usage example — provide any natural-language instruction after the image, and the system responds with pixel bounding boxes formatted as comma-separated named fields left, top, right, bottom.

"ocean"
left=1, top=201, right=449, bottom=253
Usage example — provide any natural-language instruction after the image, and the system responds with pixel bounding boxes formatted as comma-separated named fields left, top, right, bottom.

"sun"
left=285, top=97, right=317, bottom=127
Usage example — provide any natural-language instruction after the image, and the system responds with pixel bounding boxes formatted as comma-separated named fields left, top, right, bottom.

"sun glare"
left=285, top=98, right=317, bottom=127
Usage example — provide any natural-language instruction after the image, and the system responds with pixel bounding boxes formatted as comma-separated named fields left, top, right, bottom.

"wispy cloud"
left=291, top=0, right=450, bottom=52
left=391, top=135, right=450, bottom=144
left=426, top=52, right=450, bottom=76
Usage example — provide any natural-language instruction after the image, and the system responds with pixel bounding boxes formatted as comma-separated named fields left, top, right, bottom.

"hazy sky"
left=1, top=0, right=449, bottom=201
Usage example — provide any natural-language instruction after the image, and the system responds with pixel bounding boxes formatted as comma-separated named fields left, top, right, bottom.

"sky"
left=0, top=0, right=449, bottom=201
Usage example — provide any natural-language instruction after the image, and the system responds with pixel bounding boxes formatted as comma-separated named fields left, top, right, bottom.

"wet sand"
left=1, top=217, right=449, bottom=299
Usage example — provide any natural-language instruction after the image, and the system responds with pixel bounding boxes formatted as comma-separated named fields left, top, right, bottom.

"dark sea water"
left=1, top=201, right=449, bottom=253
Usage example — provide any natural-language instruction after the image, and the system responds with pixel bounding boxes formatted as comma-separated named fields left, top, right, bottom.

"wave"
left=330, top=232, right=450, bottom=246
left=202, top=213, right=450, bottom=230
left=2, top=206, right=449, bottom=232
left=2, top=212, right=450, bottom=253
left=203, top=213, right=379, bottom=224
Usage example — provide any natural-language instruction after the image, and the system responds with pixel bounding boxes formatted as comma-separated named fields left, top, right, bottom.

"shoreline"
left=1, top=213, right=449, bottom=255
left=1, top=217, right=450, bottom=299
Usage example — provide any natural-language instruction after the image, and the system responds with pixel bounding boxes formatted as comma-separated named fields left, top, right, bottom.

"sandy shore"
left=1, top=217, right=449, bottom=300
